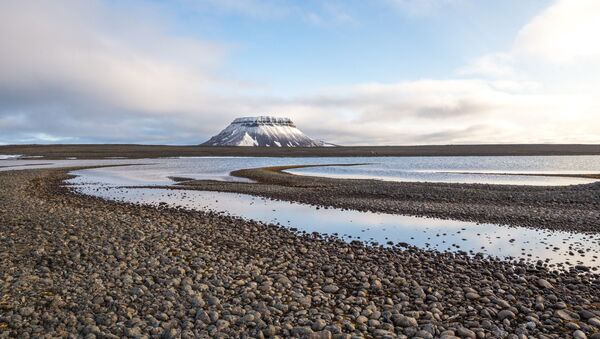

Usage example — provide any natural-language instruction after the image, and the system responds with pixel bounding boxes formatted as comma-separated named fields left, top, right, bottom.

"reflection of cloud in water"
left=72, top=184, right=600, bottom=271
left=4, top=155, right=600, bottom=185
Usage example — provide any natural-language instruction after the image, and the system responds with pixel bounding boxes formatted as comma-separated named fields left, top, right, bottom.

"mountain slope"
left=202, top=116, right=326, bottom=147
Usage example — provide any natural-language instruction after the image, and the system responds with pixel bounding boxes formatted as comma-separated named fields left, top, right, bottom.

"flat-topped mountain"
left=202, top=116, right=326, bottom=147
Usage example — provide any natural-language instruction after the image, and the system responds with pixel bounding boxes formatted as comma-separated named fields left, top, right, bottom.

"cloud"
left=0, top=0, right=229, bottom=113
left=0, top=0, right=598, bottom=146
left=0, top=0, right=241, bottom=143
left=514, top=0, right=600, bottom=64
left=462, top=0, right=600, bottom=80
left=275, top=78, right=597, bottom=145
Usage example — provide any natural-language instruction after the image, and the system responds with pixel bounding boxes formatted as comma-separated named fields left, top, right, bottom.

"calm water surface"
left=71, top=184, right=600, bottom=270
left=17, top=155, right=598, bottom=186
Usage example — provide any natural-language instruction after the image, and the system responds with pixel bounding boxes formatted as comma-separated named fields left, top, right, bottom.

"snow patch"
left=202, top=116, right=328, bottom=147
left=0, top=155, right=22, bottom=160
left=237, top=132, right=259, bottom=146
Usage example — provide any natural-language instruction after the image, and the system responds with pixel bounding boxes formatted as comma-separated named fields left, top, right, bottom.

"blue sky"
left=155, top=0, right=548, bottom=93
left=0, top=0, right=599, bottom=145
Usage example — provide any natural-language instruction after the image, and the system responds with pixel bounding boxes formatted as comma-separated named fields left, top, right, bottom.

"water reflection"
left=4, top=155, right=600, bottom=185
left=71, top=183, right=600, bottom=271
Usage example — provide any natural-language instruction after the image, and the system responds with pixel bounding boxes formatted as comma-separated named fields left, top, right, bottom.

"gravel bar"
left=171, top=165, right=600, bottom=233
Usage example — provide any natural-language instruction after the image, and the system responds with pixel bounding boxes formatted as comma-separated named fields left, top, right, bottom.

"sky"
left=0, top=0, right=599, bottom=145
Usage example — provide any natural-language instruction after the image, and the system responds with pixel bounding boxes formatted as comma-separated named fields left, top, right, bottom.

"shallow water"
left=11, top=155, right=597, bottom=186
left=286, top=155, right=600, bottom=185
left=72, top=183, right=600, bottom=271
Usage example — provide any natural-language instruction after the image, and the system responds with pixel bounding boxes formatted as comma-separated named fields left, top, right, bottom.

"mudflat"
left=1, top=167, right=600, bottom=338
left=2, top=143, right=600, bottom=159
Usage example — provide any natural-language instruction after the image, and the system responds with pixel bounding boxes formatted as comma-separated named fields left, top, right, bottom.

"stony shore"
left=3, top=144, right=600, bottom=159
left=0, top=167, right=599, bottom=338
left=172, top=165, right=600, bottom=233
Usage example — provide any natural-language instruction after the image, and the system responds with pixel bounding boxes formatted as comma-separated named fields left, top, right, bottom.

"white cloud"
left=274, top=78, right=598, bottom=145
left=514, top=0, right=600, bottom=64
left=0, top=0, right=229, bottom=115
left=0, top=0, right=598, bottom=146
left=0, top=0, right=247, bottom=143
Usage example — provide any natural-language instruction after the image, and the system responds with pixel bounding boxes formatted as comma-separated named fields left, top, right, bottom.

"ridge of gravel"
left=170, top=165, right=600, bottom=233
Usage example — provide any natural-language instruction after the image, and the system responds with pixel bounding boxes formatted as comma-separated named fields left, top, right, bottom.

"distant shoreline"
left=2, top=143, right=600, bottom=159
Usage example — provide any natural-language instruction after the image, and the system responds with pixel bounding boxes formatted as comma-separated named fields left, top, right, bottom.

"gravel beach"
left=3, top=144, right=600, bottom=160
left=1, top=167, right=600, bottom=338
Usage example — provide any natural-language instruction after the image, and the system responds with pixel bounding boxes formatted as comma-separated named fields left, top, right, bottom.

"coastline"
left=3, top=143, right=600, bottom=159
left=0, top=167, right=599, bottom=338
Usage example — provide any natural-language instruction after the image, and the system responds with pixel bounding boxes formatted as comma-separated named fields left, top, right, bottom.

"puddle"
left=71, top=183, right=600, bottom=271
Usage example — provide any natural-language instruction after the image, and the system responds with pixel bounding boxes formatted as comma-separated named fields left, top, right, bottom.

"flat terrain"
left=1, top=167, right=599, bottom=338
left=2, top=143, right=600, bottom=159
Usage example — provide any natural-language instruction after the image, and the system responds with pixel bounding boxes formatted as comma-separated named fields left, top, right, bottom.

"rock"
left=497, top=310, right=516, bottom=321
left=216, top=320, right=230, bottom=330
left=555, top=310, right=575, bottom=321
left=554, top=301, right=568, bottom=309
left=291, top=326, right=314, bottom=337
left=589, top=318, right=600, bottom=327
left=205, top=295, right=220, bottom=306
left=322, top=284, right=339, bottom=293
left=125, top=326, right=142, bottom=338
left=355, top=316, right=368, bottom=324
left=310, top=330, right=332, bottom=339
left=312, top=319, right=327, bottom=331
left=573, top=330, right=587, bottom=339
left=414, top=330, right=434, bottom=339
left=580, top=310, right=596, bottom=320
left=263, top=325, right=278, bottom=336
left=392, top=315, right=417, bottom=327
left=465, top=292, right=480, bottom=300
left=537, top=279, right=554, bottom=289
left=456, top=327, right=476, bottom=338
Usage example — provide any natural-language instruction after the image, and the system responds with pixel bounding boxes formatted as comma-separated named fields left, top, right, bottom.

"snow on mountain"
left=202, top=116, right=327, bottom=147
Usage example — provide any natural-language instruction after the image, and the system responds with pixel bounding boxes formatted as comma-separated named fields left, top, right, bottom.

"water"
left=71, top=184, right=600, bottom=270
left=7, top=155, right=595, bottom=186
left=286, top=156, right=600, bottom=186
